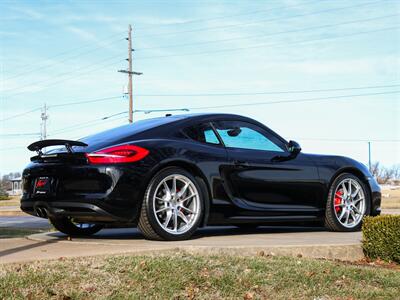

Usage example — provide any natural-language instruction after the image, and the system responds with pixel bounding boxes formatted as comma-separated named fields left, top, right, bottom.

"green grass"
left=0, top=227, right=45, bottom=238
left=0, top=196, right=19, bottom=207
left=1, top=252, right=399, bottom=299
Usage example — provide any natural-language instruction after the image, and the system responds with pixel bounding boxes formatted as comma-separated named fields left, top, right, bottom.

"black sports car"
left=21, top=113, right=381, bottom=240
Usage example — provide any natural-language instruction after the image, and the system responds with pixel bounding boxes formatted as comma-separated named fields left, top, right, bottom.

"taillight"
left=86, top=145, right=149, bottom=164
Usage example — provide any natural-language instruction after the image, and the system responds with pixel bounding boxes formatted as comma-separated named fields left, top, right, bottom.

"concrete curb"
left=28, top=232, right=364, bottom=261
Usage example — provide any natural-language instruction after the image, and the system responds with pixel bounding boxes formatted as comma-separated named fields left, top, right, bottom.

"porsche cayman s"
left=21, top=113, right=381, bottom=240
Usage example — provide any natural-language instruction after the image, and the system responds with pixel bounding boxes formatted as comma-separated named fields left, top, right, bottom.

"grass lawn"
left=1, top=252, right=399, bottom=299
left=0, top=196, right=20, bottom=207
left=381, top=188, right=400, bottom=209
left=0, top=227, right=46, bottom=238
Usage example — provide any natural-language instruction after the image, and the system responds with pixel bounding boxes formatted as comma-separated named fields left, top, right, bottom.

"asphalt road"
left=0, top=215, right=51, bottom=229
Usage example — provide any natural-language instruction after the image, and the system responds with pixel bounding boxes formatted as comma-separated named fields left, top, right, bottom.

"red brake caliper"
left=334, top=190, right=343, bottom=213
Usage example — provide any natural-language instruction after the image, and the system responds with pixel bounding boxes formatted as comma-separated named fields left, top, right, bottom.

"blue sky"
left=0, top=0, right=399, bottom=174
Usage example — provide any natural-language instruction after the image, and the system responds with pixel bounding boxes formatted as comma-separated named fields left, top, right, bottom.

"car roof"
left=78, top=112, right=287, bottom=151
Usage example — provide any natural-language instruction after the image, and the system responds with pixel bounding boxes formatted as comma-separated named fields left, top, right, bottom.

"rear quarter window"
left=182, top=123, right=220, bottom=145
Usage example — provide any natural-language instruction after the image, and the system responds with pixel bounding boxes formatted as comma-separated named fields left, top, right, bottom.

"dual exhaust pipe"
left=35, top=206, right=48, bottom=218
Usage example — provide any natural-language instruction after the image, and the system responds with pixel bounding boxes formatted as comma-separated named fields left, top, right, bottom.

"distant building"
left=8, top=177, right=22, bottom=196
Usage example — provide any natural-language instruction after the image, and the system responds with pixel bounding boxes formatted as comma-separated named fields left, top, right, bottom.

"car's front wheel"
left=138, top=167, right=204, bottom=241
left=49, top=217, right=104, bottom=236
left=325, top=173, right=370, bottom=232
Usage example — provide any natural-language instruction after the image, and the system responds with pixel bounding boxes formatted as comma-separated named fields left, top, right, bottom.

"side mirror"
left=227, top=127, right=242, bottom=137
left=288, top=140, right=301, bottom=157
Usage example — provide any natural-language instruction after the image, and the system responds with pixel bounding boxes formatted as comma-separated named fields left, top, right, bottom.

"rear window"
left=80, top=117, right=179, bottom=145
left=183, top=123, right=220, bottom=145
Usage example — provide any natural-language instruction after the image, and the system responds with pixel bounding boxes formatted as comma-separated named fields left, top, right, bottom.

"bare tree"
left=370, top=162, right=381, bottom=179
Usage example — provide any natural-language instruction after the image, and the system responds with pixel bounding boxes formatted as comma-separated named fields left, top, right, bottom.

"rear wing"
left=27, top=139, right=88, bottom=154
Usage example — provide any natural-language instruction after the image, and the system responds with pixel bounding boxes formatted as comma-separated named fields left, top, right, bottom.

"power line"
left=0, top=107, right=41, bottom=122
left=50, top=96, right=122, bottom=108
left=0, top=96, right=122, bottom=123
left=4, top=58, right=125, bottom=99
left=187, top=90, right=400, bottom=110
left=134, top=0, right=314, bottom=31
left=78, top=90, right=398, bottom=132
left=48, top=115, right=127, bottom=136
left=0, top=133, right=40, bottom=137
left=134, top=84, right=400, bottom=97
left=4, top=37, right=124, bottom=82
left=135, top=1, right=381, bottom=39
left=2, top=83, right=398, bottom=122
left=137, top=26, right=399, bottom=61
left=3, top=54, right=124, bottom=95
left=136, top=13, right=398, bottom=51
left=4, top=31, right=125, bottom=79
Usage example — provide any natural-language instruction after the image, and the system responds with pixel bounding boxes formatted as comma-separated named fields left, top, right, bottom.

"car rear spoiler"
left=27, top=139, right=88, bottom=154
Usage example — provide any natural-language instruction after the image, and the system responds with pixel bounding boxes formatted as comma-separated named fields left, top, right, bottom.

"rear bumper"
left=21, top=161, right=155, bottom=223
left=21, top=200, right=129, bottom=223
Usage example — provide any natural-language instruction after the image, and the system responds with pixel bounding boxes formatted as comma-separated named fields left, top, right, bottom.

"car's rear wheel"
left=138, top=167, right=204, bottom=241
left=49, top=217, right=104, bottom=236
left=325, top=173, right=370, bottom=232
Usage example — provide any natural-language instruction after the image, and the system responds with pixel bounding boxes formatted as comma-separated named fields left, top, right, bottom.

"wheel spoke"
left=172, top=177, right=177, bottom=196
left=345, top=210, right=350, bottom=224
left=164, top=210, right=172, bottom=227
left=180, top=193, right=197, bottom=203
left=351, top=186, right=360, bottom=198
left=156, top=206, right=170, bottom=214
left=353, top=197, right=364, bottom=204
left=177, top=182, right=189, bottom=198
left=178, top=211, right=189, bottom=224
left=348, top=180, right=352, bottom=197
left=180, top=206, right=195, bottom=214
left=173, top=210, right=178, bottom=231
left=350, top=210, right=356, bottom=222
left=338, top=209, right=346, bottom=220
left=156, top=196, right=168, bottom=202
left=352, top=205, right=361, bottom=214
left=341, top=183, right=348, bottom=197
left=163, top=181, right=171, bottom=200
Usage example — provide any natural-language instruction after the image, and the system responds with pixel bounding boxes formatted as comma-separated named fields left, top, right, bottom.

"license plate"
left=34, top=177, right=51, bottom=195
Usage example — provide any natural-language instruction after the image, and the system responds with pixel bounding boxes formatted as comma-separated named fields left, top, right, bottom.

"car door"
left=212, top=120, right=321, bottom=218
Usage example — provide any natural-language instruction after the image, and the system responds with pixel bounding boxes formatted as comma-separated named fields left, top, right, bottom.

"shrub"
left=362, top=215, right=400, bottom=263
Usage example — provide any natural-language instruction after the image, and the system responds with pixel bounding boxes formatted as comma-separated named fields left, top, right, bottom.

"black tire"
left=324, top=173, right=370, bottom=232
left=49, top=217, right=103, bottom=236
left=138, top=167, right=205, bottom=241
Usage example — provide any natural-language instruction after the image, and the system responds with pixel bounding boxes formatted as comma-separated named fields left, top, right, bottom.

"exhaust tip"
left=35, top=207, right=48, bottom=218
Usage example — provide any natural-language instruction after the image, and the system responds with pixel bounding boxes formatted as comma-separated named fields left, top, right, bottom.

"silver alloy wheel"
left=333, top=178, right=366, bottom=228
left=152, top=174, right=200, bottom=235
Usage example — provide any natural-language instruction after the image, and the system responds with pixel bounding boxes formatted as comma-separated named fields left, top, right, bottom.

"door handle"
left=234, top=160, right=249, bottom=167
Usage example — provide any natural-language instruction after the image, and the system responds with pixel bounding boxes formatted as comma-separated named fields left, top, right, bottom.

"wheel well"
left=329, top=168, right=372, bottom=205
left=148, top=160, right=212, bottom=226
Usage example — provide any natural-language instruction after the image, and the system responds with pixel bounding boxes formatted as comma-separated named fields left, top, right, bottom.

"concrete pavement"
left=2, top=209, right=398, bottom=264
left=0, top=226, right=364, bottom=264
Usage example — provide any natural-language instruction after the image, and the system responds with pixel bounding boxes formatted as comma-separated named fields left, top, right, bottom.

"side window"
left=213, top=121, right=285, bottom=152
left=182, top=123, right=220, bottom=145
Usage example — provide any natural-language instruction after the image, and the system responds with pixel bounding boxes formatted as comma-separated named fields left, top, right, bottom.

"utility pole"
left=118, top=24, right=142, bottom=123
left=368, top=141, right=372, bottom=172
left=40, top=103, right=48, bottom=140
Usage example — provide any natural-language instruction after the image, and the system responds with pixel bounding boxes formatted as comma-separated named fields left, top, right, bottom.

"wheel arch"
left=328, top=167, right=372, bottom=208
left=144, top=159, right=211, bottom=227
